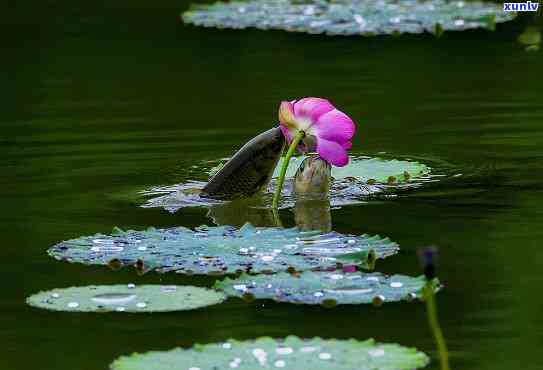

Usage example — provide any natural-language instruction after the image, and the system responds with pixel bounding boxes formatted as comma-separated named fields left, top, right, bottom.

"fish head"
left=294, top=156, right=331, bottom=199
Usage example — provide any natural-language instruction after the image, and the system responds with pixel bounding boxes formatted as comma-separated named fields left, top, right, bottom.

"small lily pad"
left=48, top=223, right=398, bottom=275
left=183, top=0, right=513, bottom=37
left=273, top=155, right=430, bottom=184
left=216, top=271, right=437, bottom=305
left=26, top=285, right=226, bottom=312
left=111, top=335, right=429, bottom=370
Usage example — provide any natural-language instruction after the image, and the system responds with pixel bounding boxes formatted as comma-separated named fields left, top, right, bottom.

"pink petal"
left=341, top=141, right=353, bottom=150
left=278, top=101, right=297, bottom=130
left=293, top=97, right=335, bottom=123
left=279, top=124, right=293, bottom=143
left=280, top=124, right=309, bottom=154
left=313, top=109, right=356, bottom=143
left=343, top=265, right=357, bottom=273
left=317, top=138, right=349, bottom=167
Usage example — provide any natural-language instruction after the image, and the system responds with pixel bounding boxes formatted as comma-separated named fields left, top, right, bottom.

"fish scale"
left=202, top=127, right=285, bottom=199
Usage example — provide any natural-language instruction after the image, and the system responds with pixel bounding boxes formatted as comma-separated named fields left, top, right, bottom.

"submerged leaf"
left=182, top=0, right=514, bottom=37
left=111, top=336, right=429, bottom=370
left=216, top=271, right=438, bottom=305
left=48, top=223, right=399, bottom=275
left=518, top=26, right=541, bottom=52
left=26, top=285, right=226, bottom=312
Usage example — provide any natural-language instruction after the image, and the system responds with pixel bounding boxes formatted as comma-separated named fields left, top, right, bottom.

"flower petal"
left=341, top=141, right=353, bottom=150
left=313, top=109, right=356, bottom=143
left=317, top=138, right=349, bottom=167
left=279, top=125, right=293, bottom=144
left=278, top=101, right=297, bottom=131
left=293, top=97, right=335, bottom=123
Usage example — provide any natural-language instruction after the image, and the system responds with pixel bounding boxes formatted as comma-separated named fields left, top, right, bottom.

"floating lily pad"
left=111, top=335, right=429, bottom=370
left=216, top=271, right=437, bottom=305
left=48, top=223, right=398, bottom=275
left=183, top=0, right=513, bottom=37
left=141, top=156, right=436, bottom=211
left=273, top=155, right=430, bottom=184
left=26, top=285, right=226, bottom=312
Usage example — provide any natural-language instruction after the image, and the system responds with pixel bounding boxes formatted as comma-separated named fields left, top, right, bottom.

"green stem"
left=424, top=281, right=450, bottom=370
left=272, top=208, right=284, bottom=228
left=272, top=130, right=305, bottom=210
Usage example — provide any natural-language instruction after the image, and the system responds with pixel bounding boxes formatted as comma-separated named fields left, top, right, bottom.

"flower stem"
left=272, top=130, right=305, bottom=210
left=423, top=280, right=450, bottom=370
left=272, top=208, right=284, bottom=228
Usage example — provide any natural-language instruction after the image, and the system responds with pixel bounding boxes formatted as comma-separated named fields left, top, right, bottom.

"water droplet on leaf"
left=368, top=347, right=385, bottom=357
left=276, top=347, right=293, bottom=355
left=319, top=352, right=332, bottom=360
left=91, top=293, right=137, bottom=305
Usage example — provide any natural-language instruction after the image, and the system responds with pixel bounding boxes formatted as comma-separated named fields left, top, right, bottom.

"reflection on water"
left=294, top=200, right=332, bottom=232
left=207, top=198, right=276, bottom=227
left=2, top=2, right=543, bottom=370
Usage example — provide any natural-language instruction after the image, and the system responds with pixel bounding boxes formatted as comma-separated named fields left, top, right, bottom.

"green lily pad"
left=111, top=336, right=429, bottom=370
left=183, top=0, right=513, bottom=37
left=48, top=223, right=398, bottom=275
left=273, top=155, right=430, bottom=184
left=216, top=271, right=437, bottom=305
left=26, top=285, right=226, bottom=312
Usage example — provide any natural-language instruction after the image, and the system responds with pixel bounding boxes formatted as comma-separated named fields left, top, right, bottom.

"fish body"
left=202, top=127, right=285, bottom=199
left=293, top=156, right=331, bottom=199
left=293, top=156, right=332, bottom=231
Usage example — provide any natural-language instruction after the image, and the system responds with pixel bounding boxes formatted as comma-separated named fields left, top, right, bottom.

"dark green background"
left=2, top=2, right=542, bottom=369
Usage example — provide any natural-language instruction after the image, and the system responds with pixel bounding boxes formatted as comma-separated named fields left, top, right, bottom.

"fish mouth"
left=294, top=156, right=332, bottom=199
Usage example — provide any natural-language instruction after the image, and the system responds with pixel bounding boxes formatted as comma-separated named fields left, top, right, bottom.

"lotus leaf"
left=111, top=335, right=429, bottom=370
left=48, top=224, right=398, bottom=275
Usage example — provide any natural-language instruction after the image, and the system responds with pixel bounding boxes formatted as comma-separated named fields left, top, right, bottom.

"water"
left=2, top=2, right=542, bottom=369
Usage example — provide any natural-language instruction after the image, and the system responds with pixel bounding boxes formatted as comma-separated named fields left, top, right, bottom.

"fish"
left=293, top=155, right=332, bottom=199
left=202, top=128, right=333, bottom=203
left=293, top=156, right=332, bottom=231
left=201, top=127, right=285, bottom=199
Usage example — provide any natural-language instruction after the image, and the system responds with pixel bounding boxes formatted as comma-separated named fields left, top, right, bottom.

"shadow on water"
left=2, top=2, right=543, bottom=370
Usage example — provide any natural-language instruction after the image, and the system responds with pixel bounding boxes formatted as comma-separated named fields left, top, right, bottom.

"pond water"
left=2, top=2, right=542, bottom=369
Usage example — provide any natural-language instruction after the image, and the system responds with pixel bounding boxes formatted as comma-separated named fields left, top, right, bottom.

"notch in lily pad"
left=111, top=335, right=429, bottom=370
left=26, top=285, right=226, bottom=313
left=48, top=223, right=398, bottom=275
left=215, top=271, right=440, bottom=306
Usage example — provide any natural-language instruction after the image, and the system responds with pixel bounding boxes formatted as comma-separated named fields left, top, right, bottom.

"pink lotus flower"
left=278, top=97, right=356, bottom=167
